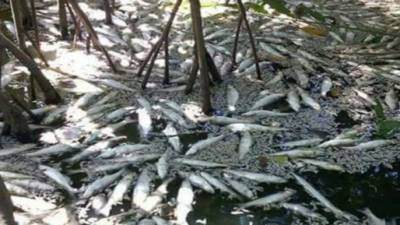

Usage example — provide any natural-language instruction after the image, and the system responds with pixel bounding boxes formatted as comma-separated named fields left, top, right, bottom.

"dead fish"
left=208, top=116, right=252, bottom=125
left=223, top=174, right=254, bottom=199
left=83, top=169, right=125, bottom=198
left=200, top=172, right=241, bottom=199
left=318, top=138, right=358, bottom=148
left=269, top=148, right=322, bottom=158
left=98, top=144, right=150, bottom=158
left=321, top=77, right=332, bottom=97
left=87, top=162, right=130, bottom=173
left=138, top=219, right=157, bottom=225
left=154, top=85, right=186, bottom=93
left=73, top=92, right=102, bottom=109
left=205, top=28, right=230, bottom=41
left=163, top=123, right=181, bottom=152
left=354, top=89, right=376, bottom=106
left=87, top=103, right=117, bottom=116
left=176, top=179, right=194, bottom=225
left=110, top=154, right=161, bottom=163
left=282, top=203, right=325, bottom=220
left=185, top=134, right=225, bottom=156
left=133, top=167, right=153, bottom=206
left=260, top=43, right=287, bottom=60
left=137, top=108, right=152, bottom=138
left=387, top=37, right=400, bottom=49
left=106, top=106, right=135, bottom=122
left=42, top=106, right=68, bottom=125
left=279, top=138, right=322, bottom=148
left=156, top=151, right=170, bottom=179
left=343, top=140, right=395, bottom=150
left=297, top=49, right=328, bottom=65
left=298, top=159, right=345, bottom=172
left=224, top=169, right=287, bottom=184
left=385, top=89, right=398, bottom=111
left=137, top=96, right=152, bottom=113
left=292, top=173, right=357, bottom=220
left=238, top=59, right=254, bottom=72
left=227, top=123, right=286, bottom=132
left=99, top=173, right=135, bottom=216
left=0, top=144, right=36, bottom=156
left=250, top=93, right=285, bottom=110
left=0, top=171, right=33, bottom=180
left=96, top=79, right=135, bottom=92
left=160, top=99, right=184, bottom=115
left=220, top=61, right=233, bottom=76
left=66, top=137, right=125, bottom=163
left=4, top=182, right=30, bottom=196
left=238, top=131, right=253, bottom=160
left=153, top=216, right=171, bottom=225
left=266, top=71, right=284, bottom=86
left=294, top=69, right=309, bottom=88
left=11, top=196, right=57, bottom=215
left=287, top=89, right=301, bottom=112
left=141, top=178, right=172, bottom=213
left=242, top=110, right=289, bottom=118
left=39, top=165, right=78, bottom=195
left=9, top=179, right=55, bottom=192
left=31, top=105, right=58, bottom=117
left=329, top=31, right=344, bottom=43
left=361, top=208, right=386, bottom=225
left=174, top=158, right=227, bottom=168
left=93, top=92, right=119, bottom=107
left=240, top=189, right=296, bottom=208
left=159, top=107, right=191, bottom=129
left=186, top=173, right=215, bottom=194
left=227, top=85, right=239, bottom=112
left=296, top=56, right=315, bottom=72
left=297, top=87, right=321, bottom=111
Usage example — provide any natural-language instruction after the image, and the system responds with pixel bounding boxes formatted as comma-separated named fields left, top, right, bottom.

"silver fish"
left=0, top=171, right=33, bottom=180
left=96, top=79, right=135, bottom=92
left=176, top=179, right=194, bottom=225
left=238, top=131, right=253, bottom=160
left=137, top=96, right=152, bottom=113
left=4, top=182, right=30, bottom=196
left=294, top=68, right=309, bottom=88
left=87, top=103, right=117, bottom=116
left=187, top=173, right=215, bottom=193
left=361, top=208, right=386, bottom=225
left=269, top=149, right=322, bottom=158
left=156, top=151, right=170, bottom=179
left=98, top=144, right=150, bottom=158
left=163, top=123, right=181, bottom=152
left=110, top=154, right=161, bottom=163
left=227, top=123, right=286, bottom=132
left=0, top=144, right=36, bottom=156
left=159, top=107, right=191, bottom=129
left=174, top=158, right=227, bottom=168
left=133, top=168, right=153, bottom=206
left=208, top=116, right=252, bottom=125
left=266, top=71, right=284, bottom=86
left=9, top=179, right=55, bottom=191
left=287, top=89, right=301, bottom=112
left=354, top=89, right=376, bottom=106
left=321, top=77, right=332, bottom=97
left=99, top=173, right=135, bottom=216
left=385, top=89, right=398, bottom=111
left=160, top=99, right=184, bottom=115
left=185, top=134, right=225, bottom=156
left=250, top=93, right=285, bottom=110
left=73, top=92, right=102, bottom=109
left=298, top=159, right=345, bottom=172
left=83, top=169, right=124, bottom=198
left=297, top=87, right=321, bottom=111
left=238, top=59, right=254, bottom=72
left=137, top=108, right=152, bottom=138
left=200, top=172, right=241, bottom=199
left=279, top=138, right=322, bottom=148
left=93, top=92, right=118, bottom=107
left=282, top=203, right=325, bottom=220
left=343, top=140, right=395, bottom=150
left=153, top=216, right=171, bottom=225
left=242, top=110, right=289, bottom=118
left=42, top=106, right=68, bottom=125
left=106, top=106, right=135, bottom=122
left=227, top=85, right=239, bottom=112
left=240, top=189, right=296, bottom=208
left=223, top=174, right=254, bottom=199
left=318, top=138, right=358, bottom=148
left=39, top=165, right=77, bottom=194
left=141, top=178, right=172, bottom=212
left=292, top=173, right=356, bottom=220
left=224, top=169, right=287, bottom=184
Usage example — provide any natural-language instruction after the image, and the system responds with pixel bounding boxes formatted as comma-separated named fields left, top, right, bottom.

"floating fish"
left=269, top=148, right=322, bottom=158
left=242, top=110, right=289, bottom=118
left=98, top=144, right=150, bottom=158
left=224, top=169, right=286, bottom=184
left=385, top=89, right=398, bottom=111
left=240, top=189, right=296, bottom=208
left=185, top=134, right=225, bottom=156
left=39, top=165, right=78, bottom=195
left=133, top=168, right=153, bottom=206
left=208, top=116, right=252, bottom=125
left=297, top=87, right=321, bottom=111
left=200, top=172, right=241, bottom=199
left=83, top=169, right=125, bottom=199
left=163, top=123, right=181, bottom=152
left=318, top=138, right=358, bottom=148
left=361, top=208, right=386, bottom=225
left=287, top=89, right=301, bottom=112
left=227, top=85, right=239, bottom=112
left=223, top=174, right=254, bottom=199
left=282, top=203, right=325, bottom=220
left=250, top=93, right=285, bottom=110
left=292, top=173, right=357, bottom=220
left=174, top=158, right=227, bottom=168
left=343, top=140, right=395, bottom=150
left=0, top=144, right=36, bottom=156
left=227, top=123, right=286, bottom=132
left=279, top=138, right=322, bottom=148
left=321, top=77, right=332, bottom=97
left=156, top=151, right=170, bottom=179
left=137, top=108, right=152, bottom=138
left=298, top=159, right=345, bottom=172
left=176, top=179, right=194, bottom=225
left=238, top=131, right=253, bottom=160
left=186, top=173, right=215, bottom=194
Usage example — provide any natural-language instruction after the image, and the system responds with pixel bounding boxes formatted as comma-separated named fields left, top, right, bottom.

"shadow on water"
left=188, top=161, right=400, bottom=225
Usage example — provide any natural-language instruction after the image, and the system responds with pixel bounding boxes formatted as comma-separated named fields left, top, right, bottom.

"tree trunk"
left=58, top=0, right=69, bottom=40
left=0, top=92, right=32, bottom=143
left=103, top=0, right=113, bottom=25
left=0, top=31, right=62, bottom=104
left=0, top=176, right=16, bottom=225
left=190, top=0, right=212, bottom=114
left=10, top=0, right=26, bottom=50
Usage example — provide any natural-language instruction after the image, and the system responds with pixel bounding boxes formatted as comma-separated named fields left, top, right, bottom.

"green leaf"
left=245, top=2, right=268, bottom=14
left=372, top=98, right=386, bottom=122
left=376, top=119, right=400, bottom=138
left=262, top=0, right=292, bottom=16
left=271, top=155, right=288, bottom=165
